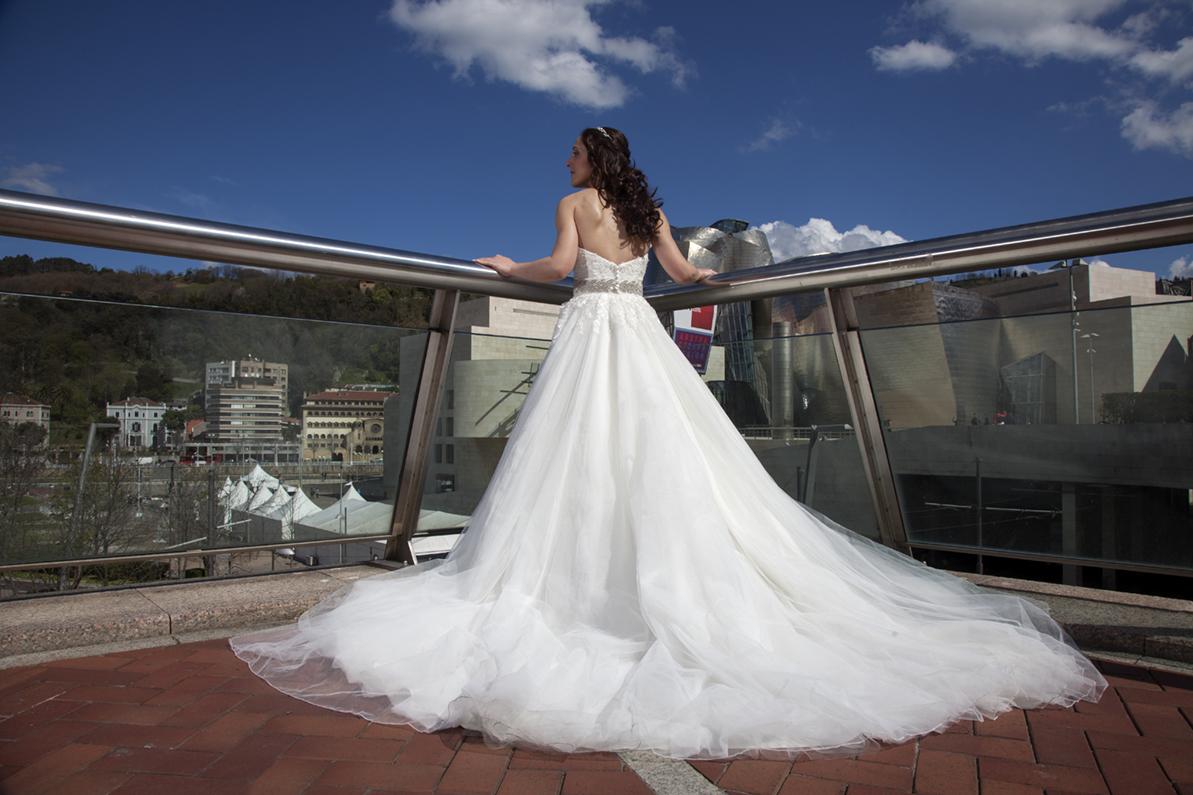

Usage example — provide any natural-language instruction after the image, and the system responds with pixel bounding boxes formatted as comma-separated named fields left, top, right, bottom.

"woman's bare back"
left=569, top=188, right=649, bottom=264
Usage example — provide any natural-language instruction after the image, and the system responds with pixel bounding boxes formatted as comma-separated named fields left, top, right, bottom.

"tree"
left=51, top=453, right=149, bottom=587
left=135, top=361, right=173, bottom=401
left=162, top=467, right=213, bottom=554
left=160, top=408, right=188, bottom=449
left=0, top=422, right=47, bottom=563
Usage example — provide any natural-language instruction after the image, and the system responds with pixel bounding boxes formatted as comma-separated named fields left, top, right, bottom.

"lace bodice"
left=572, top=249, right=647, bottom=296
left=554, top=249, right=653, bottom=338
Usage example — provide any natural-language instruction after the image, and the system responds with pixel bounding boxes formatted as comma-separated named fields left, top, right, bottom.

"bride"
left=232, top=126, right=1105, bottom=759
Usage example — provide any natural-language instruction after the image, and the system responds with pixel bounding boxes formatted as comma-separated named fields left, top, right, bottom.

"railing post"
left=384, top=289, right=459, bottom=564
left=823, top=288, right=909, bottom=552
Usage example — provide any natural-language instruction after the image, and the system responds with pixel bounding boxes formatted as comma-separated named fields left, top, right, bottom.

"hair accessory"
left=596, top=127, right=612, bottom=140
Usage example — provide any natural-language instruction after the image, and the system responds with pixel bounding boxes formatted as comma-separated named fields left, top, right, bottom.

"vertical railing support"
left=823, top=288, right=909, bottom=552
left=385, top=289, right=459, bottom=565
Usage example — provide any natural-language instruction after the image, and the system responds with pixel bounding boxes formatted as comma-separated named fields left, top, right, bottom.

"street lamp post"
left=1081, top=333, right=1099, bottom=424
left=1052, top=259, right=1087, bottom=423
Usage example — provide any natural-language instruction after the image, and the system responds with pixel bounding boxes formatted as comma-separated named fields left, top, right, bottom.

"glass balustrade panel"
left=0, top=291, right=427, bottom=583
left=416, top=326, right=880, bottom=556
left=858, top=298, right=1193, bottom=576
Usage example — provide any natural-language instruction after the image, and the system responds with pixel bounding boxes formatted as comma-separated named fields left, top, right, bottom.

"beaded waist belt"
left=572, top=279, right=644, bottom=296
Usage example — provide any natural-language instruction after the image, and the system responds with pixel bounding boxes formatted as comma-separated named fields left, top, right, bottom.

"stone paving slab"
left=1, top=639, right=1192, bottom=794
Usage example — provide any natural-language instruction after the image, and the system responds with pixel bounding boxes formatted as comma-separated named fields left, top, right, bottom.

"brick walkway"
left=0, top=639, right=1190, bottom=794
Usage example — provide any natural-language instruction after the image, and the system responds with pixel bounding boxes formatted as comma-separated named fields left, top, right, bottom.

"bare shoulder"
left=560, top=188, right=600, bottom=212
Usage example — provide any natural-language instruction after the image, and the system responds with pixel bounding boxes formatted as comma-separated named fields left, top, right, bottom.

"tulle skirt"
left=232, top=291, right=1105, bottom=759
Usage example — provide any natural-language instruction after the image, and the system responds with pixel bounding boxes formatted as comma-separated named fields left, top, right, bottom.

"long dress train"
left=231, top=249, right=1105, bottom=759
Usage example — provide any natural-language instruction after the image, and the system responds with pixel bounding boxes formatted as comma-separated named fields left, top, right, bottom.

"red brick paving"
left=0, top=644, right=1191, bottom=795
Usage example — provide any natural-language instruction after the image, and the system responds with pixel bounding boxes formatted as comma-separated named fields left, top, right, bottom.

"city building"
left=967, top=260, right=1181, bottom=316
left=205, top=377, right=287, bottom=443
left=206, top=359, right=289, bottom=392
left=203, top=357, right=290, bottom=448
left=178, top=359, right=301, bottom=464
left=300, top=389, right=399, bottom=461
left=0, top=393, right=51, bottom=444
left=105, top=397, right=166, bottom=448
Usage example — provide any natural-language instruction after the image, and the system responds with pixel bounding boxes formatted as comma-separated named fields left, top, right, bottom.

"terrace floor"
left=1, top=565, right=1192, bottom=794
left=2, top=641, right=1192, bottom=794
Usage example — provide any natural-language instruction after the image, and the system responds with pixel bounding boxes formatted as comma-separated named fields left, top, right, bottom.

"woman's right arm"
left=475, top=197, right=579, bottom=283
left=652, top=210, right=717, bottom=285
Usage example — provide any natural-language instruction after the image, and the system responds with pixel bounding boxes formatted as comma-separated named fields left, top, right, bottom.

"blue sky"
left=1, top=0, right=1192, bottom=281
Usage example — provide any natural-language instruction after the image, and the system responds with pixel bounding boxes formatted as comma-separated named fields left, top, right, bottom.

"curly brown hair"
left=579, top=127, right=662, bottom=244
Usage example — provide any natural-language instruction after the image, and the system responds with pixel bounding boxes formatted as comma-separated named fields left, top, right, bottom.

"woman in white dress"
left=232, top=126, right=1104, bottom=760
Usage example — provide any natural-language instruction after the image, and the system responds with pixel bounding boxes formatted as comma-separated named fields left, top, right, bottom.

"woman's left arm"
left=652, top=210, right=717, bottom=285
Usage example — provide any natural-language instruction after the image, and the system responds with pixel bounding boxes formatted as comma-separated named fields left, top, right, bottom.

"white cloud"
left=1130, top=36, right=1193, bottom=85
left=1, top=163, right=63, bottom=195
left=1121, top=101, right=1193, bottom=157
left=869, top=40, right=957, bottom=72
left=1170, top=256, right=1193, bottom=279
left=743, top=118, right=798, bottom=152
left=753, top=218, right=908, bottom=262
left=388, top=0, right=690, bottom=109
left=874, top=0, right=1193, bottom=156
left=915, top=0, right=1136, bottom=62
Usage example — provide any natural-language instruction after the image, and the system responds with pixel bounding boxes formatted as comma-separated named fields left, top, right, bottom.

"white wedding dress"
left=232, top=249, right=1105, bottom=759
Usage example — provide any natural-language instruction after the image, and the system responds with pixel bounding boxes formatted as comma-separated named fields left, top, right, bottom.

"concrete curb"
left=956, top=572, right=1193, bottom=664
left=0, top=565, right=385, bottom=663
left=3, top=564, right=1191, bottom=669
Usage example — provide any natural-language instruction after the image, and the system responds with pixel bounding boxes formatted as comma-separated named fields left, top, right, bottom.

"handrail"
left=4, top=189, right=1193, bottom=312
left=0, top=189, right=572, bottom=305
left=647, top=195, right=1193, bottom=310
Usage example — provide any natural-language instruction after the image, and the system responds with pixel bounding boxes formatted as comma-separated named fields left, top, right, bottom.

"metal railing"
left=5, top=190, right=1193, bottom=311
left=2, top=188, right=1193, bottom=581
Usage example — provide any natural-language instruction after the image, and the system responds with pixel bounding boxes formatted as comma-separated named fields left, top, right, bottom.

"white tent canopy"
left=245, top=484, right=276, bottom=512
left=254, top=486, right=293, bottom=517
left=241, top=463, right=280, bottom=490
left=264, top=488, right=322, bottom=541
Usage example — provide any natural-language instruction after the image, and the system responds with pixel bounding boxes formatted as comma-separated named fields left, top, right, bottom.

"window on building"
left=435, top=474, right=455, bottom=493
left=445, top=417, right=454, bottom=437
left=446, top=390, right=454, bottom=410
left=445, top=444, right=454, bottom=464
left=434, top=444, right=442, bottom=464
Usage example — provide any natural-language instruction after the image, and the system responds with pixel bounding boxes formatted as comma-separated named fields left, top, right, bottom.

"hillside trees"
left=0, top=255, right=429, bottom=443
